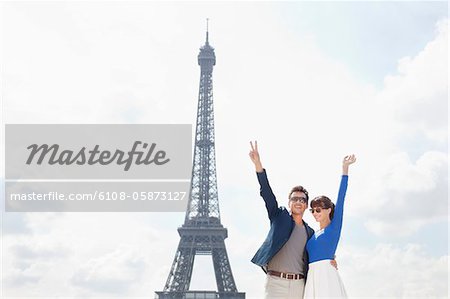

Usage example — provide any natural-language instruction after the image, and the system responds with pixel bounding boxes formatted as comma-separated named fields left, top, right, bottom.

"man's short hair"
left=288, top=186, right=309, bottom=203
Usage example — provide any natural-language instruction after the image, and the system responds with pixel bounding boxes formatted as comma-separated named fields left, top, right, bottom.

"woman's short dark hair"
left=310, top=196, right=335, bottom=220
left=288, top=186, right=309, bottom=203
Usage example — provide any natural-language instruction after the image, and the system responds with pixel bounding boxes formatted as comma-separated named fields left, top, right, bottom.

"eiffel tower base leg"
left=155, top=291, right=245, bottom=299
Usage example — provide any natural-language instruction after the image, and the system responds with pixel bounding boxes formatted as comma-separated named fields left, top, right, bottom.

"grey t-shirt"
left=267, top=223, right=307, bottom=274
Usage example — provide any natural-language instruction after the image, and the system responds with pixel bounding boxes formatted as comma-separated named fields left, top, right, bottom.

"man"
left=249, top=141, right=336, bottom=299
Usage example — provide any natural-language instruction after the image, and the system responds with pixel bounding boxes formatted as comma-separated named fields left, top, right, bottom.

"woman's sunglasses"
left=309, top=207, right=324, bottom=214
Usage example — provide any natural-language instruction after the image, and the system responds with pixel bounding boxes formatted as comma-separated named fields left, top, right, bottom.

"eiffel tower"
left=155, top=23, right=245, bottom=299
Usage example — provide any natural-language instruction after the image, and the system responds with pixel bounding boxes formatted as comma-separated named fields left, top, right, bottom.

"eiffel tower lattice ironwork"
left=155, top=24, right=245, bottom=299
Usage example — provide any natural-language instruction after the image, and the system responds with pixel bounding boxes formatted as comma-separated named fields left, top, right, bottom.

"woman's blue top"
left=306, top=175, right=348, bottom=263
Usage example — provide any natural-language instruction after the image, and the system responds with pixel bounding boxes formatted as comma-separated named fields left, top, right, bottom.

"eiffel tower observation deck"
left=155, top=22, right=245, bottom=299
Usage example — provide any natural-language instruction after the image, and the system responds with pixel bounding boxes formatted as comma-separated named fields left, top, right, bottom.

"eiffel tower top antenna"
left=206, top=18, right=209, bottom=44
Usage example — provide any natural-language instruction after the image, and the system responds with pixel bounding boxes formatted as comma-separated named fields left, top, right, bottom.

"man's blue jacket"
left=251, top=169, right=315, bottom=278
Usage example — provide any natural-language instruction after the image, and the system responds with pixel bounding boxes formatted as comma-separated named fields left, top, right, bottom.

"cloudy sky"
left=1, top=1, right=448, bottom=298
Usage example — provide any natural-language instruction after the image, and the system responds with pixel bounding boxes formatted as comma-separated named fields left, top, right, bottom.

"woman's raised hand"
left=342, top=154, right=356, bottom=175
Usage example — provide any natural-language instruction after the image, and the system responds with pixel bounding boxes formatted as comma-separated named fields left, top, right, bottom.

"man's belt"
left=267, top=270, right=304, bottom=280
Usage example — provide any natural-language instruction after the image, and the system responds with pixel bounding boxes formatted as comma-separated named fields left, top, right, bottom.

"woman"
left=304, top=154, right=356, bottom=298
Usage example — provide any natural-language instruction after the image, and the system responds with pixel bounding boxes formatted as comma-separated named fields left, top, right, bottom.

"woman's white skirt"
left=304, top=259, right=348, bottom=298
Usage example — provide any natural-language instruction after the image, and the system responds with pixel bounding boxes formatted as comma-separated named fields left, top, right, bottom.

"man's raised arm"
left=249, top=141, right=279, bottom=219
left=249, top=141, right=263, bottom=173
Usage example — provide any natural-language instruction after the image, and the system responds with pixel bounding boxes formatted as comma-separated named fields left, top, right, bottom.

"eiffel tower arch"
left=155, top=23, right=245, bottom=299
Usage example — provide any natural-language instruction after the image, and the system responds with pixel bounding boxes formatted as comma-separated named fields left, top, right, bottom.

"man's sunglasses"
left=289, top=196, right=307, bottom=203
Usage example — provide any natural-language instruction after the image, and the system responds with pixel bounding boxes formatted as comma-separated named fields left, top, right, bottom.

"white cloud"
left=347, top=19, right=448, bottom=237
left=2, top=212, right=180, bottom=297
left=381, top=19, right=448, bottom=144
left=338, top=243, right=448, bottom=298
left=70, top=244, right=147, bottom=295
